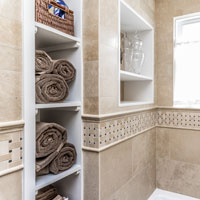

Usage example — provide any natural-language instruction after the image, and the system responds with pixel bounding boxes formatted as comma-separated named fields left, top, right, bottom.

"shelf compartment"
left=35, top=101, right=81, bottom=111
left=35, top=164, right=81, bottom=191
left=120, top=0, right=153, bottom=32
left=120, top=70, right=152, bottom=81
left=35, top=22, right=81, bottom=52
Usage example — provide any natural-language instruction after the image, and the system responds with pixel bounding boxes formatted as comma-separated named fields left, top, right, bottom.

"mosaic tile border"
left=0, top=121, right=24, bottom=174
left=83, top=109, right=157, bottom=149
left=83, top=108, right=200, bottom=151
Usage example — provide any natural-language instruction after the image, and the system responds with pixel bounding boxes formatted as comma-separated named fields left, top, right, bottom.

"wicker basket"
left=35, top=0, right=74, bottom=35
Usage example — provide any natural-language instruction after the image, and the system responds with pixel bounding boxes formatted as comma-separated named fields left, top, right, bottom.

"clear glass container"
left=130, top=32, right=144, bottom=74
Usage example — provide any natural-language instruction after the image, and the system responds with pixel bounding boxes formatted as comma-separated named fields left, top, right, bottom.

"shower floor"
left=148, top=189, right=200, bottom=200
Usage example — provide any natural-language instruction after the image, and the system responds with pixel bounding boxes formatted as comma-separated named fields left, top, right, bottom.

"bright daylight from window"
left=174, top=15, right=200, bottom=107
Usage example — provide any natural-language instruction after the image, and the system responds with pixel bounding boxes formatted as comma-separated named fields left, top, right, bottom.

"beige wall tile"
left=111, top=160, right=156, bottom=200
left=0, top=71, right=22, bottom=122
left=100, top=140, right=132, bottom=200
left=0, top=16, right=21, bottom=48
left=156, top=128, right=170, bottom=159
left=0, top=170, right=22, bottom=200
left=83, top=151, right=100, bottom=200
left=0, top=0, right=22, bottom=22
left=157, top=158, right=200, bottom=199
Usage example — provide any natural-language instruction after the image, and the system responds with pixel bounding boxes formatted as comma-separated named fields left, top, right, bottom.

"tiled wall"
left=156, top=0, right=200, bottom=106
left=83, top=128, right=156, bottom=200
left=0, top=0, right=23, bottom=199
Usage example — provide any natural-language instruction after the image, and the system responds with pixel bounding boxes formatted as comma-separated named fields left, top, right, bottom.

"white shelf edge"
left=120, top=0, right=153, bottom=31
left=35, top=101, right=81, bottom=111
left=120, top=70, right=153, bottom=81
left=120, top=101, right=154, bottom=107
left=35, top=22, right=81, bottom=43
left=35, top=164, right=81, bottom=191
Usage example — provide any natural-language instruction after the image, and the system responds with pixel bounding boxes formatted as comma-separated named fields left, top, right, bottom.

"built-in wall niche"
left=119, top=0, right=154, bottom=106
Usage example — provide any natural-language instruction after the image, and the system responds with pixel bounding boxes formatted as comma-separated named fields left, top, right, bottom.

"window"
left=174, top=13, right=200, bottom=107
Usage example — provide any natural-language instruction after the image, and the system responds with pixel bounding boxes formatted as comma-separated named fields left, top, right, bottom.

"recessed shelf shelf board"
left=120, top=101, right=154, bottom=107
left=35, top=22, right=81, bottom=52
left=120, top=0, right=153, bottom=32
left=35, top=101, right=81, bottom=111
left=120, top=70, right=153, bottom=81
left=35, top=164, right=81, bottom=191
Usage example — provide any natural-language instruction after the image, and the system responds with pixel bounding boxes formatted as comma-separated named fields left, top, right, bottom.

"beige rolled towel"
left=36, top=122, right=67, bottom=158
left=35, top=50, right=53, bottom=75
left=36, top=74, right=69, bottom=103
left=53, top=60, right=76, bottom=84
left=50, top=143, right=77, bottom=174
left=36, top=142, right=64, bottom=175
left=36, top=185, right=57, bottom=200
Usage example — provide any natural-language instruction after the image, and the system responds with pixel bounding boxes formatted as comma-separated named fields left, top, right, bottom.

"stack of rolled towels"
left=36, top=185, right=68, bottom=200
left=35, top=50, right=76, bottom=103
left=36, top=122, right=77, bottom=176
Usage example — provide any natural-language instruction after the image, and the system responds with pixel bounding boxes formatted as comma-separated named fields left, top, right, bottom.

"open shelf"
left=120, top=70, right=153, bottom=81
left=35, top=22, right=81, bottom=52
left=35, top=164, right=81, bottom=191
left=120, top=0, right=153, bottom=32
left=35, top=101, right=81, bottom=111
left=119, top=0, right=154, bottom=106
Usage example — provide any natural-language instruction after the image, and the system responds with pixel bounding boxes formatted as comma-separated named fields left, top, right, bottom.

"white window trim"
left=173, top=12, right=200, bottom=108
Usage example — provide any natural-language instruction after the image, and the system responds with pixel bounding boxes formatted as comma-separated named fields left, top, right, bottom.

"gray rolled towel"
left=53, top=60, right=76, bottom=84
left=36, top=185, right=57, bottom=200
left=49, top=143, right=77, bottom=174
left=36, top=122, right=67, bottom=158
left=35, top=50, right=53, bottom=75
left=36, top=74, right=69, bottom=103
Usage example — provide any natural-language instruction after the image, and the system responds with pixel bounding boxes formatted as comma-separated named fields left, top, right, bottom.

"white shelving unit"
left=23, top=1, right=83, bottom=200
left=119, top=0, right=154, bottom=107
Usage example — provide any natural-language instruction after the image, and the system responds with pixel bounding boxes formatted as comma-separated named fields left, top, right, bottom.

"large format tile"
left=0, top=170, right=22, bottom=200
left=100, top=140, right=132, bottom=200
left=157, top=158, right=200, bottom=199
left=83, top=151, right=100, bottom=200
left=0, top=70, right=22, bottom=122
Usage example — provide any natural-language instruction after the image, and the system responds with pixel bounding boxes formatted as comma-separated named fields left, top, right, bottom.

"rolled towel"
left=35, top=50, right=53, bottom=75
left=53, top=60, right=76, bottom=84
left=36, top=122, right=67, bottom=158
left=36, top=74, right=69, bottom=103
left=50, top=143, right=77, bottom=174
left=36, top=185, right=57, bottom=200
left=36, top=142, right=64, bottom=175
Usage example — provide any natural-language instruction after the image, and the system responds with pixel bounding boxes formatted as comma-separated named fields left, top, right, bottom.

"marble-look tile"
left=0, top=0, right=22, bottom=22
left=0, top=70, right=22, bottom=122
left=83, top=97, right=99, bottom=115
left=0, top=170, right=22, bottom=200
left=83, top=151, right=100, bottom=200
left=110, top=160, right=156, bottom=200
left=0, top=16, right=21, bottom=48
left=0, top=45, right=22, bottom=72
left=156, top=128, right=170, bottom=159
left=100, top=140, right=132, bottom=200
left=157, top=158, right=200, bottom=199
left=169, top=128, right=200, bottom=165
left=132, top=129, right=156, bottom=176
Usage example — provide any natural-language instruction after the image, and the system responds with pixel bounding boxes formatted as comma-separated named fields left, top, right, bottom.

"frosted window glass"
left=174, top=17, right=200, bottom=107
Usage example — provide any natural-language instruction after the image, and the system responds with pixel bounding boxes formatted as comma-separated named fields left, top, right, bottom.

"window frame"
left=173, top=12, right=200, bottom=108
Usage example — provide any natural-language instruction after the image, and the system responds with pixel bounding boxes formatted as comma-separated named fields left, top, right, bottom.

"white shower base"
left=148, top=189, right=200, bottom=200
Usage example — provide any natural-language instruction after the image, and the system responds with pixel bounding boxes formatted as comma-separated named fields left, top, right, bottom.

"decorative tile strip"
left=83, top=108, right=200, bottom=151
left=157, top=108, right=200, bottom=130
left=0, top=121, right=24, bottom=173
left=83, top=110, right=157, bottom=149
